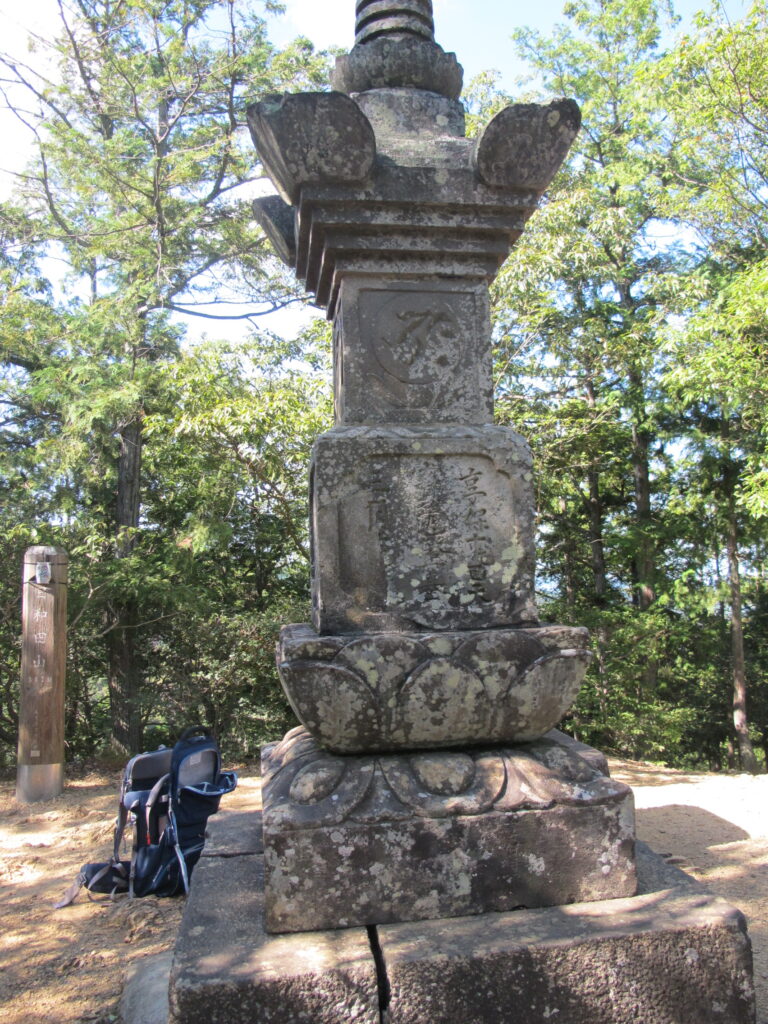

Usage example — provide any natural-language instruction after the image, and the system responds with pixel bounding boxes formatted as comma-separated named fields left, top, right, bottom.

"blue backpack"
left=55, top=727, right=237, bottom=906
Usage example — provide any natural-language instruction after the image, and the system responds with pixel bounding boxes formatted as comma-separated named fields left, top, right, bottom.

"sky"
left=0, top=0, right=751, bottom=118
left=0, top=0, right=750, bottom=194
left=260, top=0, right=748, bottom=85
left=0, top=0, right=751, bottom=195
left=0, top=0, right=750, bottom=338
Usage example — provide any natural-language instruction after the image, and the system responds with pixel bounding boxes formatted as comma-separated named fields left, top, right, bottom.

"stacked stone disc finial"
left=246, top=0, right=638, bottom=934
left=333, top=0, right=461, bottom=97
left=354, top=0, right=436, bottom=43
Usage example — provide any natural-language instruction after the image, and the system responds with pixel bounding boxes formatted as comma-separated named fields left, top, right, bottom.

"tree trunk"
left=593, top=622, right=610, bottom=725
left=107, top=413, right=144, bottom=753
left=630, top=413, right=658, bottom=694
left=107, top=598, right=143, bottom=753
left=631, top=419, right=655, bottom=612
left=584, top=377, right=607, bottom=604
left=559, top=497, right=577, bottom=607
left=587, top=466, right=607, bottom=604
left=725, top=476, right=759, bottom=774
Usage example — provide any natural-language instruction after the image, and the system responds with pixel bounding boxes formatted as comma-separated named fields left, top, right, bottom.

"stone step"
left=156, top=835, right=754, bottom=1024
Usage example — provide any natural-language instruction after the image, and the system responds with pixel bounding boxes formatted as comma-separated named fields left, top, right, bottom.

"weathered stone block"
left=333, top=277, right=492, bottom=425
left=246, top=92, right=376, bottom=205
left=277, top=623, right=590, bottom=751
left=378, top=871, right=755, bottom=1024
left=261, top=728, right=636, bottom=933
left=474, top=99, right=582, bottom=192
left=169, top=854, right=379, bottom=1024
left=331, top=35, right=464, bottom=98
left=353, top=88, right=466, bottom=145
left=310, top=425, right=538, bottom=634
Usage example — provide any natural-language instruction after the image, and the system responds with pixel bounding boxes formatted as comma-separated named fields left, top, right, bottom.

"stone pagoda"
left=245, top=0, right=637, bottom=934
left=166, top=6, right=755, bottom=1022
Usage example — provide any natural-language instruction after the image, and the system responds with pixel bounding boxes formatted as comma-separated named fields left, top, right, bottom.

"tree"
left=491, top=0, right=685, bottom=713
left=658, top=1, right=768, bottom=770
left=0, top=0, right=329, bottom=753
left=484, top=0, right=767, bottom=768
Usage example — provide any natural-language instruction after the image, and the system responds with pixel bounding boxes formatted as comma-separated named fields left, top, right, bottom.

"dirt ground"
left=0, top=769, right=261, bottom=1024
left=1, top=760, right=767, bottom=1024
left=608, top=758, right=768, bottom=1022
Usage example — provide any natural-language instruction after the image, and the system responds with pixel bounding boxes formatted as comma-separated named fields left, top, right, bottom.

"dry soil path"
left=608, top=758, right=768, bottom=1022
left=0, top=762, right=766, bottom=1023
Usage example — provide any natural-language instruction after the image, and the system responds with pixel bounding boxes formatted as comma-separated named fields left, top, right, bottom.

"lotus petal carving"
left=263, top=728, right=630, bottom=829
left=264, top=741, right=376, bottom=829
left=393, top=657, right=491, bottom=748
left=496, top=650, right=590, bottom=741
left=278, top=659, right=381, bottom=752
left=334, top=634, right=429, bottom=712
left=277, top=623, right=591, bottom=752
left=382, top=751, right=505, bottom=817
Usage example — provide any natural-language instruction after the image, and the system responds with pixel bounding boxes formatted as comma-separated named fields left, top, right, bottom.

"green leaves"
left=488, top=0, right=768, bottom=768
left=0, top=1, right=332, bottom=755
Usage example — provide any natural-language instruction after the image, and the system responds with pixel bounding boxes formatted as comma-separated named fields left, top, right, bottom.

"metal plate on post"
left=35, top=562, right=52, bottom=585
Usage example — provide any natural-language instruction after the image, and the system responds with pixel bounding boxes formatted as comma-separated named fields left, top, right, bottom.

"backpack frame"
left=55, top=727, right=237, bottom=907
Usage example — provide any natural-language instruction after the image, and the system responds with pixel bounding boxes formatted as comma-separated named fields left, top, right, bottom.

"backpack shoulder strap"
left=144, top=772, right=171, bottom=844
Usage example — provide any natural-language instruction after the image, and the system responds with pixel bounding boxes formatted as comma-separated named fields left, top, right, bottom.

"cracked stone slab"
left=121, top=952, right=172, bottom=1024
left=378, top=853, right=756, bottom=1024
left=165, top=839, right=753, bottom=1024
left=200, top=807, right=263, bottom=858
left=199, top=776, right=264, bottom=858
left=261, top=729, right=636, bottom=933
left=169, top=854, right=379, bottom=1024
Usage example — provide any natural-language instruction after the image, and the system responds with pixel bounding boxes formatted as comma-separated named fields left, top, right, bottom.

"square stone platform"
left=168, top=825, right=755, bottom=1024
left=260, top=729, right=636, bottom=933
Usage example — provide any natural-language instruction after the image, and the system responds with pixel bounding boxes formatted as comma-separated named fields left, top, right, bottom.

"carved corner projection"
left=252, top=195, right=296, bottom=267
left=246, top=92, right=377, bottom=205
left=277, top=624, right=591, bottom=753
left=261, top=726, right=629, bottom=831
left=474, top=99, right=582, bottom=193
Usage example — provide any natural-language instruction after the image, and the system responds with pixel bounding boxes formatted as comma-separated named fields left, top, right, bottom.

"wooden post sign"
left=16, top=546, right=68, bottom=803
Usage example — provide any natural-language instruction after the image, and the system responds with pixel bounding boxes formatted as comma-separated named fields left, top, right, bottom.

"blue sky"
left=1, top=0, right=751, bottom=95
left=0, top=0, right=751, bottom=339
left=0, top=0, right=750, bottom=192
left=264, top=0, right=750, bottom=91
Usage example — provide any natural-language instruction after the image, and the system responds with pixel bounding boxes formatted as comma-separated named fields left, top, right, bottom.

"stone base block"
left=277, top=622, right=590, bottom=752
left=261, top=728, right=636, bottom=933
left=310, top=424, right=538, bottom=634
left=168, top=839, right=755, bottom=1024
left=169, top=854, right=380, bottom=1024
left=379, top=848, right=756, bottom=1024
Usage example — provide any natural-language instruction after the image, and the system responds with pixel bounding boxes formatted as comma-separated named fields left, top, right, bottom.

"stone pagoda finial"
left=354, top=0, right=436, bottom=44
left=332, top=0, right=461, bottom=99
